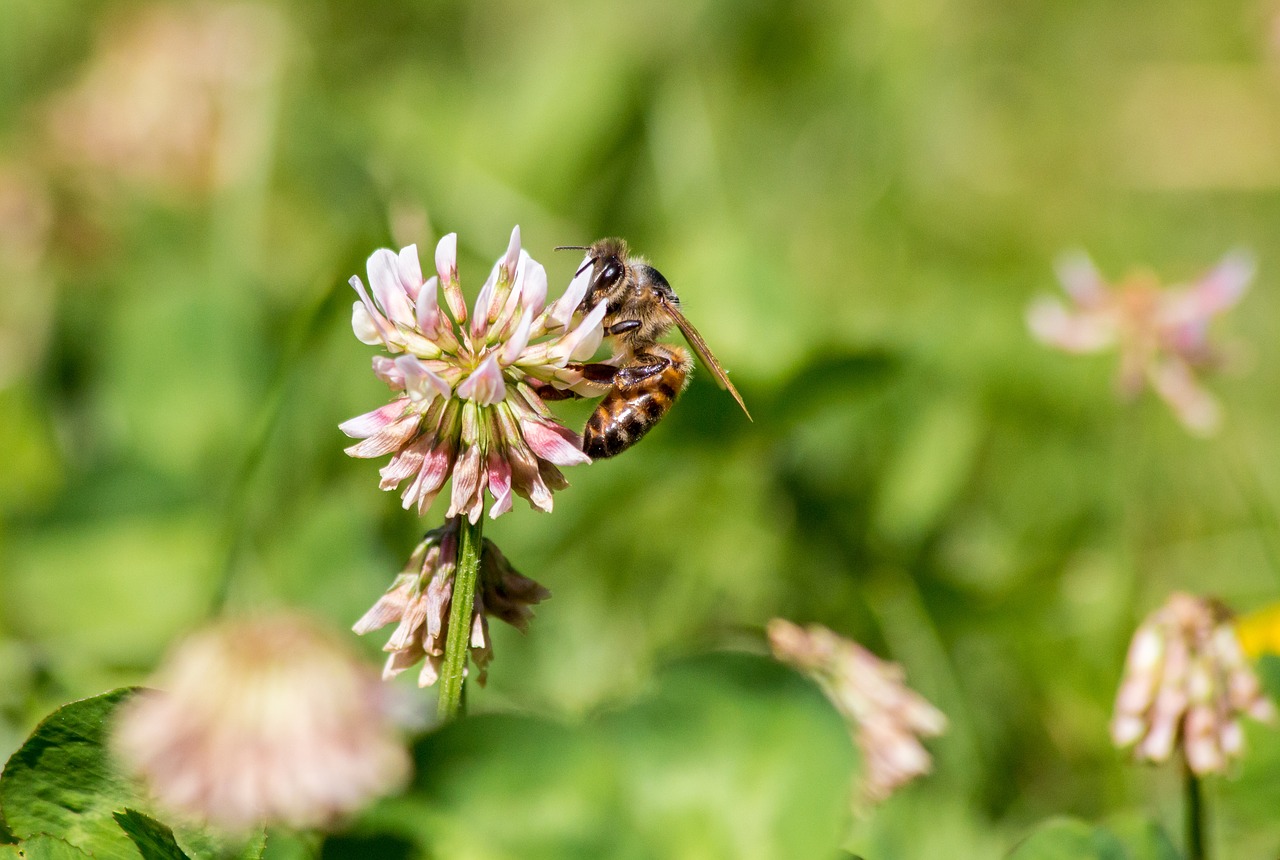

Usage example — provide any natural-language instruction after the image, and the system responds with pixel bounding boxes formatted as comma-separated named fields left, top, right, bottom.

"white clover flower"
left=1027, top=250, right=1253, bottom=435
left=113, top=614, right=410, bottom=833
left=341, top=227, right=608, bottom=522
left=353, top=518, right=550, bottom=687
left=768, top=619, right=947, bottom=806
left=1111, top=592, right=1275, bottom=775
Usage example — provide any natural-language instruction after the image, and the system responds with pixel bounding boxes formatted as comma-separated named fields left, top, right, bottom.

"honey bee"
left=553, top=238, right=751, bottom=459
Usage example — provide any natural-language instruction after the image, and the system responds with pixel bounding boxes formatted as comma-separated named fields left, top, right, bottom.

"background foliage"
left=3, top=0, right=1280, bottom=856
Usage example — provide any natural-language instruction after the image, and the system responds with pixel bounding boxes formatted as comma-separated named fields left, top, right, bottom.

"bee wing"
left=660, top=295, right=752, bottom=421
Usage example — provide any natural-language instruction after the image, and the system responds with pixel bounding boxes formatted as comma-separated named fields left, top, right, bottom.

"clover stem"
left=437, top=514, right=483, bottom=720
left=1185, top=755, right=1207, bottom=860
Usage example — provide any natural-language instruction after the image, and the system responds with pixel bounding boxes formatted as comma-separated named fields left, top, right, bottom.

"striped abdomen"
left=583, top=348, right=690, bottom=459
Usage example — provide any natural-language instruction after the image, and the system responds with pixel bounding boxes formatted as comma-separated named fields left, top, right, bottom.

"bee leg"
left=525, top=380, right=583, bottom=401
left=564, top=362, right=620, bottom=383
left=527, top=362, right=620, bottom=402
left=606, top=320, right=642, bottom=336
left=613, top=354, right=671, bottom=389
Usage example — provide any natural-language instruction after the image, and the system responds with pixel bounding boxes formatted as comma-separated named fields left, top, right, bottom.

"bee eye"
left=600, top=260, right=623, bottom=286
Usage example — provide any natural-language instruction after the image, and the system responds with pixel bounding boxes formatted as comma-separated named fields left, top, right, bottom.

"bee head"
left=557, top=238, right=632, bottom=311
left=634, top=264, right=675, bottom=303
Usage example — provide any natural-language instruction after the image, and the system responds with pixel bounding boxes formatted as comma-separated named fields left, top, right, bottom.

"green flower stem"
left=437, top=515, right=483, bottom=720
left=1185, top=756, right=1206, bottom=860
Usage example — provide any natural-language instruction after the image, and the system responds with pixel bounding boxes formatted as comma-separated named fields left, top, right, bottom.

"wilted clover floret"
left=353, top=518, right=550, bottom=687
left=341, top=227, right=609, bottom=521
left=1111, top=592, right=1275, bottom=775
left=768, top=618, right=947, bottom=806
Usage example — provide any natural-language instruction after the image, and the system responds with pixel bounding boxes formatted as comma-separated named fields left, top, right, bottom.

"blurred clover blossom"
left=341, top=227, right=606, bottom=522
left=1111, top=593, right=1275, bottom=776
left=1027, top=250, right=1254, bottom=435
left=42, top=2, right=286, bottom=197
left=768, top=619, right=947, bottom=806
left=354, top=518, right=550, bottom=687
left=113, top=613, right=410, bottom=832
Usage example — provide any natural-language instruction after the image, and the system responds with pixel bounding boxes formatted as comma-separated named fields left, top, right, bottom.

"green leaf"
left=0, top=688, right=142, bottom=860
left=1008, top=818, right=1129, bottom=860
left=0, top=689, right=264, bottom=860
left=1104, top=814, right=1182, bottom=860
left=597, top=653, right=857, bottom=859
left=10, top=836, right=92, bottom=859
left=113, top=810, right=190, bottom=860
left=343, top=652, right=855, bottom=859
left=258, top=830, right=317, bottom=860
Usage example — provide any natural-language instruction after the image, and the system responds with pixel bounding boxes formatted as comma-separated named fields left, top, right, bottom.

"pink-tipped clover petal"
left=1027, top=299, right=1114, bottom=353
left=500, top=225, right=521, bottom=283
left=343, top=414, right=422, bottom=459
left=1197, top=249, right=1255, bottom=313
left=546, top=300, right=607, bottom=364
left=372, top=356, right=406, bottom=390
left=470, top=276, right=495, bottom=339
left=567, top=302, right=607, bottom=361
left=415, top=276, right=442, bottom=338
left=520, top=417, right=590, bottom=466
left=349, top=277, right=396, bottom=348
left=1054, top=250, right=1109, bottom=307
left=486, top=450, right=513, bottom=519
left=435, top=233, right=465, bottom=324
left=1162, top=250, right=1256, bottom=329
left=500, top=308, right=535, bottom=366
left=396, top=245, right=424, bottom=301
left=367, top=249, right=416, bottom=328
left=520, top=256, right=548, bottom=317
left=1149, top=359, right=1221, bottom=436
left=352, top=301, right=382, bottom=346
left=508, top=444, right=554, bottom=512
left=394, top=355, right=451, bottom=404
left=545, top=260, right=592, bottom=331
left=456, top=355, right=506, bottom=406
left=339, top=399, right=410, bottom=439
left=352, top=574, right=417, bottom=635
left=446, top=444, right=484, bottom=524
left=435, top=233, right=457, bottom=285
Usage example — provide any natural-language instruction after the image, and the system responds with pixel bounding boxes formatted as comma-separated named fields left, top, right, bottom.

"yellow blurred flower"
left=1233, top=601, right=1280, bottom=660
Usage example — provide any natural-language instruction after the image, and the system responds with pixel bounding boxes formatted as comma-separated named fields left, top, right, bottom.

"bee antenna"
left=574, top=258, right=596, bottom=277
left=554, top=245, right=590, bottom=251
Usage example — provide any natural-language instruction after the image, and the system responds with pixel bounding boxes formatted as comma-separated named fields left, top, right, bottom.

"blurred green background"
left=4, top=0, right=1280, bottom=856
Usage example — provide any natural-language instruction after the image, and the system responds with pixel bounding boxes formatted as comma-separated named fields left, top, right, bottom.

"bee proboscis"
left=549, top=238, right=751, bottom=459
